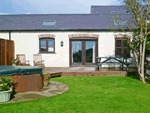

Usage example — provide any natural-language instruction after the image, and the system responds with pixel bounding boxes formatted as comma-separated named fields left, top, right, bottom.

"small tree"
left=111, top=0, right=150, bottom=83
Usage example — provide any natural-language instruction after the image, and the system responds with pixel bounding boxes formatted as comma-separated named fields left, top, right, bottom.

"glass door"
left=85, top=41, right=96, bottom=63
left=72, top=41, right=82, bottom=64
left=71, top=40, right=97, bottom=66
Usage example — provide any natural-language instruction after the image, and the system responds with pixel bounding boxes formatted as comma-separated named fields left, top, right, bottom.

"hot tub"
left=0, top=66, right=43, bottom=93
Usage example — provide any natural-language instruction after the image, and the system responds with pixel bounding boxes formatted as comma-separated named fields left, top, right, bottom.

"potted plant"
left=43, top=72, right=51, bottom=86
left=0, top=76, right=13, bottom=102
left=11, top=58, right=17, bottom=66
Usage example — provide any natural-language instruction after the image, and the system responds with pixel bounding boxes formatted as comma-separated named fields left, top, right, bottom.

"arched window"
left=114, top=34, right=130, bottom=57
left=39, top=34, right=55, bottom=53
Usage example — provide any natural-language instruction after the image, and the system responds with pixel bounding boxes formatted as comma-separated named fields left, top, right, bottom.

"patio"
left=0, top=81, right=68, bottom=104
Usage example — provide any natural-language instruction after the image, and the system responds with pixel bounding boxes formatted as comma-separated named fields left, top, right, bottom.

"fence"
left=0, top=38, right=14, bottom=65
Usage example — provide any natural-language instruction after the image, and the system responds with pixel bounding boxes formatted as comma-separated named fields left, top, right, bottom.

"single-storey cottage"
left=0, top=6, right=136, bottom=67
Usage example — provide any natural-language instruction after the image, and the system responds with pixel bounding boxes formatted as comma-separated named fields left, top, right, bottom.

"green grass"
left=1, top=76, right=150, bottom=113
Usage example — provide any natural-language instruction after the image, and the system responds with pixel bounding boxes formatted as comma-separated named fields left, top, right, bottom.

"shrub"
left=0, top=76, right=13, bottom=91
left=11, top=58, right=17, bottom=64
left=43, top=72, right=51, bottom=80
left=127, top=71, right=140, bottom=80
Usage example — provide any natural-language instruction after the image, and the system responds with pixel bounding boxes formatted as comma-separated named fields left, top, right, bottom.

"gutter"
left=0, top=29, right=131, bottom=32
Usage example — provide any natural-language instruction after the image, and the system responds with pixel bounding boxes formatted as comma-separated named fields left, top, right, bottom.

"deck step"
left=50, top=72, right=62, bottom=77
left=49, top=71, right=127, bottom=77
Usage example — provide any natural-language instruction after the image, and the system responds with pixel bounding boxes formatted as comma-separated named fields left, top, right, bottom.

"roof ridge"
left=0, top=13, right=94, bottom=16
left=91, top=5, right=125, bottom=7
left=0, top=14, right=132, bottom=16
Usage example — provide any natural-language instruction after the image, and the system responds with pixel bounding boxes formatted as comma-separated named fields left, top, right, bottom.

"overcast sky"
left=0, top=0, right=122, bottom=14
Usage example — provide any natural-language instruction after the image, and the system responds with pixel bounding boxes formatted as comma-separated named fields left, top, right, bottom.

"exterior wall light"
left=61, top=41, right=64, bottom=47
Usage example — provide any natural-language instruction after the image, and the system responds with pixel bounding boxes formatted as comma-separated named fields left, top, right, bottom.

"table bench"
left=96, top=57, right=132, bottom=71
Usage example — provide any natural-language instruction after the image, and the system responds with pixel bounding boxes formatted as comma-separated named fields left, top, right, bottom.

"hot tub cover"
left=0, top=66, right=42, bottom=76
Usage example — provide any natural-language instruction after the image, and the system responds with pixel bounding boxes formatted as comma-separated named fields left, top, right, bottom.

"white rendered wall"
left=0, top=31, right=136, bottom=67
left=11, top=31, right=70, bottom=67
left=0, top=32, right=9, bottom=40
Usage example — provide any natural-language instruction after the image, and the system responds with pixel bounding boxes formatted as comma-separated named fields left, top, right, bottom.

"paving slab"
left=0, top=81, right=69, bottom=104
left=45, top=67, right=97, bottom=74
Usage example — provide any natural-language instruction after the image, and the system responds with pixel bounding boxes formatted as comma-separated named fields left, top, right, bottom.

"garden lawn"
left=1, top=76, right=150, bottom=113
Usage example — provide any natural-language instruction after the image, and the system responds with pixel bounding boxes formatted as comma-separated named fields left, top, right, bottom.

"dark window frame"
left=39, top=37, right=55, bottom=53
left=115, top=37, right=130, bottom=57
left=69, top=38, right=98, bottom=66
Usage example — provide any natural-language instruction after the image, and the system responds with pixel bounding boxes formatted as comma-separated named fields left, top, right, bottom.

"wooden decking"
left=44, top=67, right=128, bottom=77
left=50, top=71, right=127, bottom=77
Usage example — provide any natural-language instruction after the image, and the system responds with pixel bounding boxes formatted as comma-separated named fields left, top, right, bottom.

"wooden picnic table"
left=96, top=56, right=132, bottom=71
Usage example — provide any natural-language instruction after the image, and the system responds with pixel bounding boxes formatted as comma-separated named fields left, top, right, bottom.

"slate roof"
left=91, top=5, right=147, bottom=15
left=91, top=5, right=130, bottom=14
left=0, top=14, right=132, bottom=31
left=0, top=5, right=135, bottom=31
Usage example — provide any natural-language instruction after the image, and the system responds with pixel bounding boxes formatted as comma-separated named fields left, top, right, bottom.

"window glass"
left=85, top=41, right=96, bottom=63
left=40, top=39, right=55, bottom=53
left=116, top=48, right=122, bottom=56
left=114, top=19, right=127, bottom=27
left=116, top=40, right=121, bottom=47
left=43, top=20, right=56, bottom=26
left=111, top=11, right=119, bottom=14
left=119, top=21, right=127, bottom=26
left=115, top=38, right=130, bottom=57
left=40, top=40, right=46, bottom=51
left=41, top=40, right=46, bottom=45
left=48, top=47, right=54, bottom=52
left=48, top=40, right=54, bottom=46
left=72, top=41, right=82, bottom=63
left=48, top=40, right=54, bottom=52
